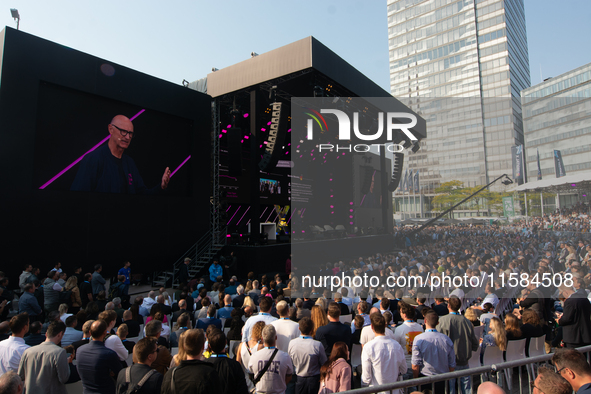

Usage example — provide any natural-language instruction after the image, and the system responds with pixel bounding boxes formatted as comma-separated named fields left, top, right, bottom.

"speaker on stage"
left=360, top=165, right=375, bottom=195
left=388, top=152, right=404, bottom=191
left=259, top=101, right=289, bottom=172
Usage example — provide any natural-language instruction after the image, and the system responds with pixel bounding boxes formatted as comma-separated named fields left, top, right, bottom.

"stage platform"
left=228, top=234, right=398, bottom=278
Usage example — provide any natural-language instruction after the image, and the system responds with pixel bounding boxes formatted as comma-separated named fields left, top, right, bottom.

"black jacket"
left=205, top=356, right=249, bottom=394
left=559, top=289, right=591, bottom=347
left=315, top=321, right=352, bottom=358
left=116, top=363, right=163, bottom=394
left=161, top=359, right=220, bottom=394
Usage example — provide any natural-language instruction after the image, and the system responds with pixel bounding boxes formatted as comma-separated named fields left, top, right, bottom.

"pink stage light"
left=39, top=109, right=146, bottom=189
left=243, top=113, right=249, bottom=118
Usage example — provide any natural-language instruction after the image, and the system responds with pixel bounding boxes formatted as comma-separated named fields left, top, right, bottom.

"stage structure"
left=190, top=37, right=426, bottom=276
left=0, top=27, right=212, bottom=281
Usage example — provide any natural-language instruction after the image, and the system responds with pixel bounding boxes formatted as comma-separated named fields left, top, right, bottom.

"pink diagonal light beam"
left=39, top=109, right=146, bottom=189
left=170, top=155, right=191, bottom=178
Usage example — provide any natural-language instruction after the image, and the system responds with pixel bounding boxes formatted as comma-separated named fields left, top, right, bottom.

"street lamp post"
left=10, top=9, right=20, bottom=30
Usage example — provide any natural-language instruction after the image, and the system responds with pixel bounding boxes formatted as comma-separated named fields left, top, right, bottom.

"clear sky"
left=2, top=0, right=590, bottom=92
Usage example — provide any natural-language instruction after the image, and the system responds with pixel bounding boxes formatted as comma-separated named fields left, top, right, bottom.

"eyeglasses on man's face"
left=111, top=124, right=134, bottom=138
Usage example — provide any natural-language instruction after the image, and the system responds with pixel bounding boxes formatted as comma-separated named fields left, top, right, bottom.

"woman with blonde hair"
left=245, top=280, right=253, bottom=294
left=169, top=329, right=190, bottom=368
left=65, top=276, right=82, bottom=314
left=311, top=305, right=329, bottom=337
left=58, top=303, right=72, bottom=323
left=464, top=307, right=480, bottom=327
left=236, top=320, right=265, bottom=393
left=504, top=313, right=522, bottom=340
left=481, top=317, right=507, bottom=359
left=242, top=295, right=256, bottom=310
left=315, top=297, right=327, bottom=312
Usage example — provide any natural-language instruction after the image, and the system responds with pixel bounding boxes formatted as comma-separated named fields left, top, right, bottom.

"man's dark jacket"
left=205, top=356, right=248, bottom=394
left=559, top=289, right=591, bottom=347
left=161, top=359, right=221, bottom=394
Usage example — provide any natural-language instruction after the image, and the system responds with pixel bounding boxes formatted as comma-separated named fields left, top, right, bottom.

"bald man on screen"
left=71, top=115, right=170, bottom=193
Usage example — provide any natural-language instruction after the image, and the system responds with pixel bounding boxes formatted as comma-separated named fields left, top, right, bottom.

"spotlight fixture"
left=251, top=52, right=259, bottom=57
left=10, top=8, right=20, bottom=30
left=411, top=141, right=421, bottom=153
left=182, top=79, right=190, bottom=87
left=211, top=67, right=219, bottom=72
left=501, top=175, right=514, bottom=185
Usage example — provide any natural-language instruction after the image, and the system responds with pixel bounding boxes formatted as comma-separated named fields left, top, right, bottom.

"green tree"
left=431, top=180, right=465, bottom=217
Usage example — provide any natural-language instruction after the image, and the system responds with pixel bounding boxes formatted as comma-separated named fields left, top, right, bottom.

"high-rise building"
left=522, top=63, right=591, bottom=178
left=387, top=0, right=530, bottom=217
left=521, top=63, right=591, bottom=208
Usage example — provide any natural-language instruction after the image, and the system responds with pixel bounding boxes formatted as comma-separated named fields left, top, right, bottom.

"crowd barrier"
left=344, top=345, right=591, bottom=394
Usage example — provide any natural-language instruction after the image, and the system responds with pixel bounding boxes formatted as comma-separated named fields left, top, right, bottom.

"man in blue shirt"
left=76, top=320, right=123, bottom=394
left=117, top=261, right=131, bottom=296
left=412, top=312, right=455, bottom=393
left=18, top=283, right=42, bottom=322
left=209, top=260, right=223, bottom=284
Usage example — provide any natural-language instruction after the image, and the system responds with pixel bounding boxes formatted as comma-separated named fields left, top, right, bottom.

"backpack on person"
left=117, top=365, right=157, bottom=394
left=109, top=282, right=123, bottom=300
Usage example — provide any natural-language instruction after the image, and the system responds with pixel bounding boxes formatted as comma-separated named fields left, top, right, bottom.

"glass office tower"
left=388, top=0, right=530, bottom=217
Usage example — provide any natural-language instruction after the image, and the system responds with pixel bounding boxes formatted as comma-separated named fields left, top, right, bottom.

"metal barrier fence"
left=344, top=345, right=591, bottom=394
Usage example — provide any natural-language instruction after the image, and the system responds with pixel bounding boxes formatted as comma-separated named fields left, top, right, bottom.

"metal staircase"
left=151, top=228, right=226, bottom=288
left=152, top=99, right=227, bottom=289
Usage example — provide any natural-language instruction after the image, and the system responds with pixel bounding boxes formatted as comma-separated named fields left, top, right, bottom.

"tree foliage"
left=431, top=180, right=515, bottom=216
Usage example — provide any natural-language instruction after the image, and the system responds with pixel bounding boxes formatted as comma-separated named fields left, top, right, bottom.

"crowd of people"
left=0, top=205, right=590, bottom=394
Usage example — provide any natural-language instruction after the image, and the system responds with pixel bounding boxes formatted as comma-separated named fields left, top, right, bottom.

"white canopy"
left=510, top=171, right=591, bottom=193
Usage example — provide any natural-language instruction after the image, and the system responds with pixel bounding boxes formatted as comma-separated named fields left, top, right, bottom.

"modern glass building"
left=387, top=0, right=531, bottom=217
left=521, top=63, right=591, bottom=179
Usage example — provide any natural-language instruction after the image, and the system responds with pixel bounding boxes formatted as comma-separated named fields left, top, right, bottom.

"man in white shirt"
left=141, top=291, right=157, bottom=316
left=474, top=285, right=499, bottom=310
left=360, top=308, right=396, bottom=347
left=271, top=300, right=300, bottom=352
left=361, top=313, right=407, bottom=394
left=394, top=302, right=424, bottom=380
left=242, top=296, right=277, bottom=343
left=0, top=313, right=29, bottom=374
left=248, top=325, right=293, bottom=394
left=99, top=310, right=128, bottom=361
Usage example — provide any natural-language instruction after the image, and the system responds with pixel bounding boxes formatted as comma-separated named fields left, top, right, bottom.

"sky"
left=2, top=0, right=590, bottom=92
